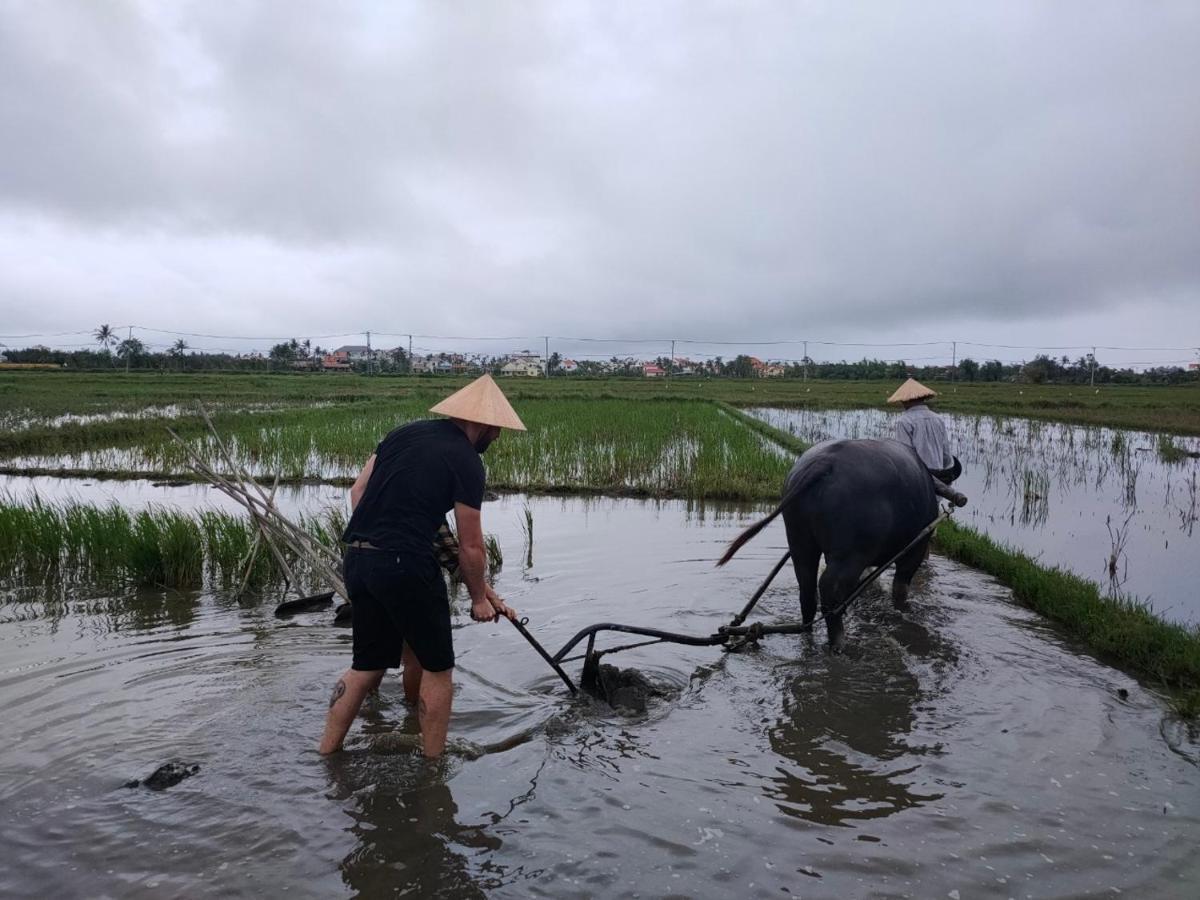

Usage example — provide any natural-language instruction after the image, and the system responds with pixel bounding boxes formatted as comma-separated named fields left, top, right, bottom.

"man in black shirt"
left=319, top=375, right=527, bottom=758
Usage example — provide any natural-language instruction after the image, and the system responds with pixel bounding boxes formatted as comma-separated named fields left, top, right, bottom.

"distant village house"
left=322, top=351, right=352, bottom=371
left=334, top=345, right=374, bottom=362
left=500, top=350, right=544, bottom=377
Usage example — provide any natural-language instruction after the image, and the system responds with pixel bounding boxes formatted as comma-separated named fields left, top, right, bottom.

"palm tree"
left=170, top=339, right=189, bottom=371
left=116, top=337, right=145, bottom=364
left=94, top=324, right=116, bottom=363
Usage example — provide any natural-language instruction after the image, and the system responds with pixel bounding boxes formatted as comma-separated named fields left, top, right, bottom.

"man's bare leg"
left=318, top=668, right=384, bottom=754
left=401, top=643, right=423, bottom=706
left=418, top=669, right=453, bottom=758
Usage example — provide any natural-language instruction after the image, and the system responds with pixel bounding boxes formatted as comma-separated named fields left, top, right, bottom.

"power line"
left=374, top=332, right=539, bottom=342
left=958, top=341, right=1196, bottom=352
left=0, top=329, right=111, bottom=339
left=677, top=338, right=949, bottom=348
left=131, top=326, right=363, bottom=341
left=4, top=324, right=1198, bottom=363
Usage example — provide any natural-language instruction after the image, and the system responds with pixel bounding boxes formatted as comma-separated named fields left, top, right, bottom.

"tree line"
left=1, top=325, right=1195, bottom=385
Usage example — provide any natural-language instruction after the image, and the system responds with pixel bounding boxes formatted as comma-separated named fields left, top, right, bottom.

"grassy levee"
left=719, top=402, right=808, bottom=457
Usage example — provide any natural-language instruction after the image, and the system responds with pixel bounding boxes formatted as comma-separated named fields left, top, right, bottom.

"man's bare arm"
left=454, top=502, right=515, bottom=622
left=350, top=455, right=376, bottom=512
left=454, top=502, right=488, bottom=606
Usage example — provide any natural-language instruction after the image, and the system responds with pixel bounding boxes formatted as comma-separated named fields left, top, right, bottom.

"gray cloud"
left=1, top=1, right=1197, bottom=364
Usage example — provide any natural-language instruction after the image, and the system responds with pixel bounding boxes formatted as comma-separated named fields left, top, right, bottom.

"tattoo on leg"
left=329, top=679, right=346, bottom=709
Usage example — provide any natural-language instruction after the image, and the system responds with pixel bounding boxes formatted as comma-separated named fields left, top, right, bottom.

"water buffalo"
left=718, top=439, right=945, bottom=649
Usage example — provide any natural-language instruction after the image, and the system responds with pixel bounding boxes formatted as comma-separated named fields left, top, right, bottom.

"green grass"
left=3, top=371, right=1200, bottom=435
left=0, top=497, right=343, bottom=591
left=1156, top=433, right=1196, bottom=464
left=719, top=402, right=808, bottom=456
left=1, top=397, right=794, bottom=501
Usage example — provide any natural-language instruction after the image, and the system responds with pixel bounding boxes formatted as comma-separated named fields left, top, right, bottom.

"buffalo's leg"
left=783, top=512, right=820, bottom=626
left=891, top=537, right=931, bottom=611
left=818, top=558, right=867, bottom=652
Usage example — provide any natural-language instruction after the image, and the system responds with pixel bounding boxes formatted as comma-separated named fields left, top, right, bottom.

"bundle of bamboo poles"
left=167, top=406, right=346, bottom=601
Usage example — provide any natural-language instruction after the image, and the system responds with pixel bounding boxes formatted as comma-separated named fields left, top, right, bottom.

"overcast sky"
left=1, top=1, right=1198, bottom=368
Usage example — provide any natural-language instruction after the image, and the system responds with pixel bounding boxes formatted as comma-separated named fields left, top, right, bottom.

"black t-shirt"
left=342, top=419, right=485, bottom=558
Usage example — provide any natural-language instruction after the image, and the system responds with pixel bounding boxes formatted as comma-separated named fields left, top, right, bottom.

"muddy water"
left=747, top=407, right=1200, bottom=624
left=2, top=489, right=1198, bottom=898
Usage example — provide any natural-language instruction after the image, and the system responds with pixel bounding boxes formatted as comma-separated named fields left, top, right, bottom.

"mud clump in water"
left=125, top=761, right=200, bottom=791
left=587, top=662, right=663, bottom=713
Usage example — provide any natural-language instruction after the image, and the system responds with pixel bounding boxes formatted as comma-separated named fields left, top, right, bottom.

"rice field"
left=4, top=370, right=1200, bottom=701
left=0, top=496, right=345, bottom=591
left=2, top=398, right=794, bottom=501
left=4, top=371, right=1200, bottom=435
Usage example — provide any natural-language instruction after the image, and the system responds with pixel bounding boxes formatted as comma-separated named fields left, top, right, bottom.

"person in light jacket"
left=888, top=378, right=961, bottom=484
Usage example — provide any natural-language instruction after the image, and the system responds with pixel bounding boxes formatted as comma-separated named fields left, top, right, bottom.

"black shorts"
left=344, top=548, right=454, bottom=673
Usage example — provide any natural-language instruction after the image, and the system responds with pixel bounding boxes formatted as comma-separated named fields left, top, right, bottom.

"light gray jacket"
left=893, top=403, right=953, bottom=470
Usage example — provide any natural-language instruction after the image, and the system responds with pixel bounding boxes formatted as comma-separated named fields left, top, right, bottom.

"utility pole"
left=544, top=335, right=549, bottom=377
left=408, top=334, right=413, bottom=374
left=951, top=340, right=957, bottom=379
left=125, top=325, right=132, bottom=374
left=669, top=339, right=675, bottom=378
left=366, top=330, right=372, bottom=375
left=1090, top=346, right=1096, bottom=387
left=803, top=340, right=808, bottom=382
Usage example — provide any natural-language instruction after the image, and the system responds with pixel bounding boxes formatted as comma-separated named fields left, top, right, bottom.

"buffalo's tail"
left=716, top=505, right=785, bottom=566
left=717, top=454, right=831, bottom=567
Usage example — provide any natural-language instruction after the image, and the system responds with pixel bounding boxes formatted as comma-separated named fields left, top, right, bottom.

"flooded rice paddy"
left=1, top=398, right=791, bottom=501
left=0, top=401, right=313, bottom=433
left=748, top=407, right=1200, bottom=625
left=2, top=487, right=1198, bottom=898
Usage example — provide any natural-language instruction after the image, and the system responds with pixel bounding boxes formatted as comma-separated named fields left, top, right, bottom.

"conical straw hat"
left=887, top=378, right=937, bottom=404
left=429, top=374, right=527, bottom=431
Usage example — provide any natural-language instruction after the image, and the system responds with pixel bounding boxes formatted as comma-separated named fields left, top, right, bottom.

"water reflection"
left=3, top=580, right=204, bottom=633
left=327, top=756, right=498, bottom=899
left=763, top=606, right=951, bottom=826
